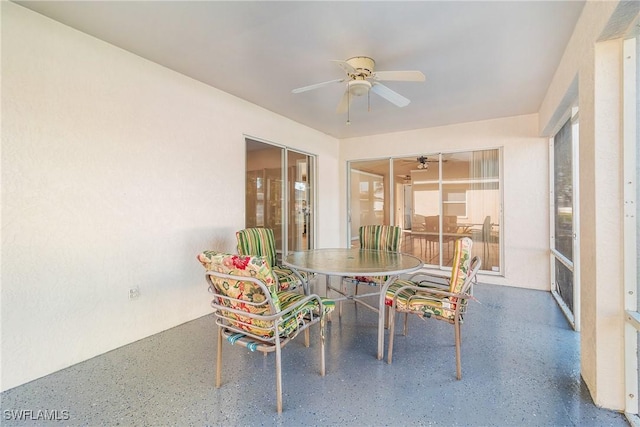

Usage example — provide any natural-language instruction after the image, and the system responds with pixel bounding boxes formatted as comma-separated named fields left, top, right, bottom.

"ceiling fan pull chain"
left=347, top=88, right=351, bottom=125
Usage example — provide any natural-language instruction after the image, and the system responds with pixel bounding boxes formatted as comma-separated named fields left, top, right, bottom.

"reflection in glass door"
left=550, top=113, right=579, bottom=330
left=245, top=138, right=314, bottom=256
left=348, top=150, right=501, bottom=272
left=348, top=159, right=388, bottom=248
left=287, top=150, right=314, bottom=251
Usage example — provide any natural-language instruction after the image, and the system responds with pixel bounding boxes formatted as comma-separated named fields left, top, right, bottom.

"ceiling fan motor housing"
left=346, top=56, right=375, bottom=78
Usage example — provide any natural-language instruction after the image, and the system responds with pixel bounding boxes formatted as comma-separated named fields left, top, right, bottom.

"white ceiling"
left=15, top=1, right=585, bottom=139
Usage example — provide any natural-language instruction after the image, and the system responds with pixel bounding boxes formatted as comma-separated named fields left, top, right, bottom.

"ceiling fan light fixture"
left=348, top=80, right=371, bottom=97
left=417, top=156, right=429, bottom=169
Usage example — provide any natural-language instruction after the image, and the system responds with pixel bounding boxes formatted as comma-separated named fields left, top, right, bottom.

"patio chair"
left=384, top=237, right=481, bottom=379
left=340, top=225, right=402, bottom=315
left=410, top=214, right=427, bottom=255
left=196, top=251, right=335, bottom=413
left=236, top=227, right=307, bottom=292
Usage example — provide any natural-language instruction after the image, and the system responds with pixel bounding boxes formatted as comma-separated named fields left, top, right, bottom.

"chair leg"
left=454, top=320, right=462, bottom=380
left=275, top=339, right=283, bottom=414
left=304, top=328, right=310, bottom=348
left=384, top=305, right=391, bottom=329
left=387, top=307, right=396, bottom=364
left=403, top=313, right=409, bottom=336
left=216, top=326, right=223, bottom=388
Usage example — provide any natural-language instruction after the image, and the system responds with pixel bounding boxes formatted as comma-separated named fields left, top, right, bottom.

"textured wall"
left=1, top=2, right=339, bottom=392
left=537, top=0, right=637, bottom=411
left=340, top=114, right=549, bottom=290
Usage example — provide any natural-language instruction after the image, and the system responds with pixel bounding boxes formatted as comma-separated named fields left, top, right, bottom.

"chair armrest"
left=391, top=284, right=462, bottom=300
left=405, top=272, right=450, bottom=289
left=274, top=293, right=328, bottom=318
left=212, top=292, right=326, bottom=321
left=388, top=283, right=478, bottom=309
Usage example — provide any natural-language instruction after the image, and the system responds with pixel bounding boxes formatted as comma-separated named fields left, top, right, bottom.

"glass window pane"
left=287, top=150, right=313, bottom=251
left=555, top=258, right=574, bottom=313
left=246, top=140, right=283, bottom=248
left=351, top=150, right=501, bottom=273
left=349, top=159, right=388, bottom=247
left=443, top=150, right=501, bottom=271
left=411, top=158, right=441, bottom=265
left=554, top=119, right=574, bottom=261
left=246, top=140, right=315, bottom=255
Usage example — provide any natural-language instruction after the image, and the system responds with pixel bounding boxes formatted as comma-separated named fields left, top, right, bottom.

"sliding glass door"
left=348, top=149, right=502, bottom=272
left=245, top=138, right=315, bottom=256
left=349, top=159, right=388, bottom=247
left=287, top=150, right=314, bottom=252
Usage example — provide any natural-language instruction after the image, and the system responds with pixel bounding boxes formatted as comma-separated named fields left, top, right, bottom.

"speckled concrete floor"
left=0, top=282, right=630, bottom=426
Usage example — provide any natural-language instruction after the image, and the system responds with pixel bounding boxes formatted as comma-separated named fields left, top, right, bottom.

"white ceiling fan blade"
left=370, top=82, right=410, bottom=107
left=336, top=88, right=351, bottom=114
left=331, top=59, right=356, bottom=75
left=373, top=70, right=425, bottom=82
left=292, top=78, right=345, bottom=94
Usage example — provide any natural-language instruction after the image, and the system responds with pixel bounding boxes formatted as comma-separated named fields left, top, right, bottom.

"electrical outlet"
left=129, top=286, right=140, bottom=300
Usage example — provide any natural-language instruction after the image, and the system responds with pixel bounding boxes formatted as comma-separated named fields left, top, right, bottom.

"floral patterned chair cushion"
left=197, top=251, right=333, bottom=338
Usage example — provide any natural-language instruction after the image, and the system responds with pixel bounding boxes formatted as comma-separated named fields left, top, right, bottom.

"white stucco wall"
left=4, top=0, right=637, bottom=413
left=340, top=114, right=549, bottom=290
left=538, top=0, right=639, bottom=412
left=1, top=2, right=339, bottom=392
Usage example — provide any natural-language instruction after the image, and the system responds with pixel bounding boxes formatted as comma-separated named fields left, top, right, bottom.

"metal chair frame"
left=386, top=256, right=481, bottom=380
left=205, top=269, right=328, bottom=413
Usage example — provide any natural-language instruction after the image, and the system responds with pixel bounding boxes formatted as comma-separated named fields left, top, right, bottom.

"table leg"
left=378, top=274, right=398, bottom=360
left=326, top=274, right=333, bottom=322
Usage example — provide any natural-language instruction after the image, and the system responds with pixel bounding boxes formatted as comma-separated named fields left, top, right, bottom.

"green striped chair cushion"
left=278, top=292, right=336, bottom=317
left=384, top=279, right=460, bottom=321
left=359, top=224, right=402, bottom=251
left=272, top=266, right=307, bottom=292
left=384, top=237, right=474, bottom=319
left=236, top=228, right=278, bottom=267
left=346, top=225, right=402, bottom=285
left=236, top=227, right=306, bottom=291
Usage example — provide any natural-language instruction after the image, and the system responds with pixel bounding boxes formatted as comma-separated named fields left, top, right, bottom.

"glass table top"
left=282, top=248, right=423, bottom=276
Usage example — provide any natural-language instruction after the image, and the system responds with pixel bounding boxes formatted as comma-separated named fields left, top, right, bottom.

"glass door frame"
left=347, top=159, right=395, bottom=247
left=244, top=136, right=317, bottom=256
left=623, top=26, right=639, bottom=420
left=346, top=149, right=503, bottom=274
left=549, top=107, right=581, bottom=331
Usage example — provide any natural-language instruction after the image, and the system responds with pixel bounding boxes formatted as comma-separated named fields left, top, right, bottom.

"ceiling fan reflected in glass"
left=416, top=156, right=439, bottom=169
left=291, top=56, right=426, bottom=123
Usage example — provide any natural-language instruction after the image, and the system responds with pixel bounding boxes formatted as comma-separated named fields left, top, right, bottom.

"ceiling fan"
left=291, top=56, right=425, bottom=116
left=416, top=156, right=435, bottom=169
left=399, top=156, right=445, bottom=170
